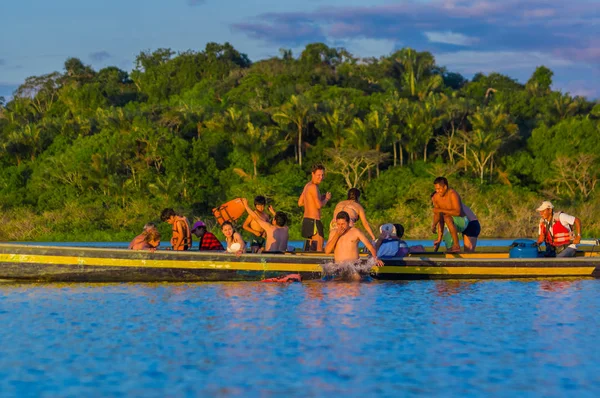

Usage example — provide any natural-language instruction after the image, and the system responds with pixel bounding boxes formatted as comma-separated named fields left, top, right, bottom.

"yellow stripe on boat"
left=0, top=254, right=324, bottom=272
left=374, top=265, right=596, bottom=276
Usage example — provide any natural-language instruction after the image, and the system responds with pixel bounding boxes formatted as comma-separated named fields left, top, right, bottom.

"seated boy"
left=375, top=223, right=409, bottom=258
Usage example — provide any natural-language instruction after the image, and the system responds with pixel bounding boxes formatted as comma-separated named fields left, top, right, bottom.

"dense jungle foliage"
left=1, top=43, right=599, bottom=242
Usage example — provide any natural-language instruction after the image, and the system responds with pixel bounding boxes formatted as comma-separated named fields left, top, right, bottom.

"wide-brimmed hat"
left=536, top=201, right=554, bottom=212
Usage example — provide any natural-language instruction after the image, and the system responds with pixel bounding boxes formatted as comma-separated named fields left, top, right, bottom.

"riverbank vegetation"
left=1, top=43, right=599, bottom=241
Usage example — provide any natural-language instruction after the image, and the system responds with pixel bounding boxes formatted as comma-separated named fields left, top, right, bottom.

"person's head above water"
left=335, top=211, right=350, bottom=231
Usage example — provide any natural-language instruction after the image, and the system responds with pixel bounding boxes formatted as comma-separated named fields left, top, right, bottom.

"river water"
left=1, top=278, right=599, bottom=396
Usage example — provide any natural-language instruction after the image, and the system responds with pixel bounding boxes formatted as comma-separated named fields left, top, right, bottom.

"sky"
left=1, top=0, right=599, bottom=100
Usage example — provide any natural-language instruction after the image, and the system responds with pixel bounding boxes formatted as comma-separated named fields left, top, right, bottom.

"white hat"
left=379, top=223, right=396, bottom=236
left=536, top=201, right=554, bottom=212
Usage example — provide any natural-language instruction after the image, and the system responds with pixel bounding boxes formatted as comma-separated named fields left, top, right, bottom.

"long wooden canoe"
left=1, top=243, right=600, bottom=282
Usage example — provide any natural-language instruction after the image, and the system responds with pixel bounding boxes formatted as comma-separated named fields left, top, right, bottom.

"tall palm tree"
left=232, top=122, right=286, bottom=177
left=383, top=93, right=409, bottom=166
left=315, top=98, right=356, bottom=149
left=272, top=95, right=313, bottom=166
left=346, top=110, right=390, bottom=177
left=466, top=105, right=518, bottom=183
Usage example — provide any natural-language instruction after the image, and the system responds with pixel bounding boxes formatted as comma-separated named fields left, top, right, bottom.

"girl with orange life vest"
left=160, top=208, right=192, bottom=251
left=535, top=201, right=582, bottom=257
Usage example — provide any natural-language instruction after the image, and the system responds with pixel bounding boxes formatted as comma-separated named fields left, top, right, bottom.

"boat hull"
left=0, top=243, right=599, bottom=282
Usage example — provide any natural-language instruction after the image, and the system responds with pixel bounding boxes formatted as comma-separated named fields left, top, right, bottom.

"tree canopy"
left=1, top=43, right=599, bottom=241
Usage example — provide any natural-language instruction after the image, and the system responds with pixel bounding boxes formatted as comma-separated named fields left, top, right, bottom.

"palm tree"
left=315, top=98, right=355, bottom=149
left=466, top=105, right=518, bottom=183
left=346, top=110, right=390, bottom=177
left=272, top=95, right=313, bottom=166
left=383, top=93, right=409, bottom=166
left=232, top=122, right=286, bottom=177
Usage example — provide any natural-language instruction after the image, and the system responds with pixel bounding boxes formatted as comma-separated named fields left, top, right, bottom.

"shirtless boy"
left=243, top=195, right=275, bottom=253
left=129, top=223, right=161, bottom=251
left=160, top=208, right=192, bottom=251
left=241, top=198, right=289, bottom=252
left=325, top=211, right=384, bottom=267
left=431, top=177, right=480, bottom=253
left=298, top=164, right=331, bottom=251
left=330, top=188, right=376, bottom=241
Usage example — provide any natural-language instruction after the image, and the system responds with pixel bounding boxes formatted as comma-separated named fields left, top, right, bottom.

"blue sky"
left=1, top=0, right=599, bottom=100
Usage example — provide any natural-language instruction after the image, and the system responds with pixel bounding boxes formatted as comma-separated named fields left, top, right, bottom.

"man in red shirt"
left=191, top=221, right=224, bottom=251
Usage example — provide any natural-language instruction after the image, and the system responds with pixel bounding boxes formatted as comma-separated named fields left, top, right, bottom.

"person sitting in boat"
left=242, top=195, right=276, bottom=253
left=325, top=211, right=383, bottom=267
left=221, top=221, right=246, bottom=256
left=375, top=223, right=410, bottom=258
left=431, top=177, right=480, bottom=253
left=535, top=201, right=582, bottom=257
left=329, top=188, right=376, bottom=242
left=160, top=208, right=192, bottom=251
left=128, top=223, right=161, bottom=251
left=191, top=220, right=224, bottom=251
left=241, top=198, right=289, bottom=252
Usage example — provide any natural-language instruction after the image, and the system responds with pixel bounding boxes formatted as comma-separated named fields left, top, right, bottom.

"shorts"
left=251, top=236, right=266, bottom=248
left=462, top=220, right=481, bottom=238
left=301, top=218, right=324, bottom=239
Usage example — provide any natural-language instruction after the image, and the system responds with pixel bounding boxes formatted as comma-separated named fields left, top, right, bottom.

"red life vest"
left=541, top=212, right=572, bottom=247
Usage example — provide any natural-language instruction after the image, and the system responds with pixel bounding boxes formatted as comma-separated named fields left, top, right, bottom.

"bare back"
left=332, top=200, right=360, bottom=224
left=266, top=226, right=289, bottom=252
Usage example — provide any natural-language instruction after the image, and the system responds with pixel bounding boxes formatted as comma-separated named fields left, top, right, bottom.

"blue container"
left=509, top=239, right=539, bottom=258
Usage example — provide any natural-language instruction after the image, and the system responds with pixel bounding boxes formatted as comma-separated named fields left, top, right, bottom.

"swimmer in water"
left=325, top=211, right=384, bottom=269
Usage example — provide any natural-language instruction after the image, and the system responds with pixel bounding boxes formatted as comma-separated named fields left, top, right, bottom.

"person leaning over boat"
left=221, top=221, right=246, bottom=256
left=535, top=201, right=582, bottom=257
left=190, top=220, right=224, bottom=251
left=128, top=223, right=161, bottom=251
left=242, top=195, right=275, bottom=253
left=329, top=188, right=376, bottom=242
left=241, top=198, right=289, bottom=252
left=160, top=208, right=192, bottom=251
left=298, top=163, right=331, bottom=251
left=325, top=211, right=383, bottom=266
left=431, top=177, right=480, bottom=253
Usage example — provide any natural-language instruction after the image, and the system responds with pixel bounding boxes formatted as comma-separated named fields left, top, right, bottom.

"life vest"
left=172, top=216, right=192, bottom=250
left=541, top=212, right=572, bottom=247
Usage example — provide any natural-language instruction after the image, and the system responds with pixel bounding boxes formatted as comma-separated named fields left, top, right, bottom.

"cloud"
left=424, top=31, right=478, bottom=46
left=89, top=51, right=111, bottom=63
left=435, top=51, right=572, bottom=74
left=233, top=0, right=598, bottom=66
left=232, top=21, right=326, bottom=47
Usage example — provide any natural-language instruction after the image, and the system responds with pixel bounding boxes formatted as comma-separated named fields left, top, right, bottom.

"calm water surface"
left=1, top=279, right=599, bottom=397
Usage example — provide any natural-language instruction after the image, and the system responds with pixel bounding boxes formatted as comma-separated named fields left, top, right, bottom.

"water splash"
left=320, top=257, right=377, bottom=281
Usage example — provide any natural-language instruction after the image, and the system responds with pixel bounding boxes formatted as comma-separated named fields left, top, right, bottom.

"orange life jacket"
left=172, top=216, right=192, bottom=251
left=540, top=212, right=572, bottom=247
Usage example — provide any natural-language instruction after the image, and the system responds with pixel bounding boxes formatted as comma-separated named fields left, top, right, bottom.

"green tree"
left=272, top=94, right=314, bottom=166
left=465, top=105, right=518, bottom=183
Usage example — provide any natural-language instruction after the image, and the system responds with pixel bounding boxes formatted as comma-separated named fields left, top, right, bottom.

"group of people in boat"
left=129, top=164, right=584, bottom=261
